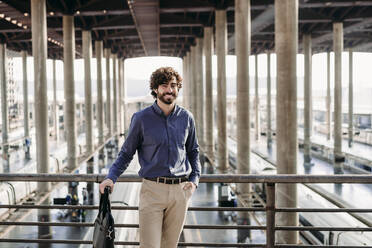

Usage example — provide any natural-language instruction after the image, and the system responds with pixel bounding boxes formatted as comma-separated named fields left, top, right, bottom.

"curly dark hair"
left=150, top=67, right=183, bottom=98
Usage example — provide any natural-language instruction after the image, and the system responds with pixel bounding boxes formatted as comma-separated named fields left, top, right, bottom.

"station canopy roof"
left=1, top=0, right=372, bottom=59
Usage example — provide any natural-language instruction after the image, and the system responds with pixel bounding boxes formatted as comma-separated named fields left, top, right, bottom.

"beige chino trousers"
left=139, top=179, right=192, bottom=248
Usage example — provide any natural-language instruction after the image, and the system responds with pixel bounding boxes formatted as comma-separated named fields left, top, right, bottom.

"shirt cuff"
left=188, top=175, right=199, bottom=188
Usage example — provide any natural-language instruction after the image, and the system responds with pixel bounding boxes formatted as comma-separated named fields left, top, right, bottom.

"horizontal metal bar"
left=3, top=222, right=370, bottom=233
left=0, top=221, right=266, bottom=230
left=0, top=239, right=266, bottom=247
left=275, top=245, right=372, bottom=248
left=0, top=205, right=264, bottom=211
left=276, top=207, right=372, bottom=213
left=0, top=173, right=371, bottom=183
left=276, top=226, right=372, bottom=231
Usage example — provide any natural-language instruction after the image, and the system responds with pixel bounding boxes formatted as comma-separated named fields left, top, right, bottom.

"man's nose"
left=165, top=85, right=173, bottom=93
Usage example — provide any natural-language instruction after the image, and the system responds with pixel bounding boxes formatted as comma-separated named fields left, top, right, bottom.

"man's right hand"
left=99, top=178, right=114, bottom=194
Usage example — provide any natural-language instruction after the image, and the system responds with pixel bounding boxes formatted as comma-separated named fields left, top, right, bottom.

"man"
left=100, top=67, right=201, bottom=248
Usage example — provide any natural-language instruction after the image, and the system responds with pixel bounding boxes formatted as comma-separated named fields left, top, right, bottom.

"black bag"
left=93, top=187, right=115, bottom=248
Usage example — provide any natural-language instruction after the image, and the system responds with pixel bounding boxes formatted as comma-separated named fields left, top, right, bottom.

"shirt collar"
left=152, top=100, right=178, bottom=116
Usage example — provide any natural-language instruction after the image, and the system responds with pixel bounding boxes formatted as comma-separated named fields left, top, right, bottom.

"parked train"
left=227, top=137, right=372, bottom=245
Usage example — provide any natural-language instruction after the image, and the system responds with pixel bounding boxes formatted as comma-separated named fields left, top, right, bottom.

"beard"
left=158, top=92, right=177, bottom=105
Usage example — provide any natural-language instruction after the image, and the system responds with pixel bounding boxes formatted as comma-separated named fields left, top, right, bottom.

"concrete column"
left=52, top=59, right=59, bottom=143
left=185, top=53, right=190, bottom=110
left=122, top=59, right=128, bottom=132
left=31, top=0, right=49, bottom=190
left=190, top=46, right=196, bottom=115
left=216, top=9, right=228, bottom=172
left=275, top=0, right=298, bottom=243
left=63, top=15, right=77, bottom=170
left=112, top=54, right=118, bottom=139
left=254, top=54, right=260, bottom=141
left=348, top=49, right=353, bottom=147
left=105, top=48, right=112, bottom=136
left=196, top=38, right=204, bottom=147
left=235, top=0, right=251, bottom=242
left=118, top=58, right=123, bottom=135
left=96, top=41, right=104, bottom=145
left=22, top=51, right=31, bottom=159
left=0, top=44, right=9, bottom=172
left=326, top=51, right=331, bottom=140
left=267, top=52, right=272, bottom=147
left=333, top=22, right=344, bottom=173
left=188, top=50, right=194, bottom=112
left=204, top=27, right=214, bottom=161
left=83, top=30, right=93, bottom=154
left=182, top=55, right=188, bottom=108
left=303, top=34, right=312, bottom=166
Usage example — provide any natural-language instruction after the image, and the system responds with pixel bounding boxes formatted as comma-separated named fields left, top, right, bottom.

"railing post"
left=266, top=182, right=275, bottom=248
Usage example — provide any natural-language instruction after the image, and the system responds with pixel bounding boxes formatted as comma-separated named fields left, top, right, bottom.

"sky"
left=11, top=51, right=372, bottom=97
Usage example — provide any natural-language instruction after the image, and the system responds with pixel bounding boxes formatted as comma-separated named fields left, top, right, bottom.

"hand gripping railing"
left=0, top=174, right=371, bottom=247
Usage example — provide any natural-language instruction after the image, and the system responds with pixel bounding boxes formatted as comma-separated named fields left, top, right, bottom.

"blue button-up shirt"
left=107, top=101, right=201, bottom=186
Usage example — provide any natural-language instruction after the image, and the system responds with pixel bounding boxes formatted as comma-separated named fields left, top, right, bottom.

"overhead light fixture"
left=23, top=25, right=27, bottom=29
left=325, top=2, right=332, bottom=6
left=17, top=23, right=22, bottom=27
left=49, top=12, right=54, bottom=16
left=0, top=14, right=4, bottom=18
left=24, top=13, right=29, bottom=17
left=103, top=10, right=107, bottom=14
left=5, top=17, right=11, bottom=21
left=76, top=10, right=80, bottom=15
left=48, top=37, right=51, bottom=41
left=11, top=20, right=17, bottom=24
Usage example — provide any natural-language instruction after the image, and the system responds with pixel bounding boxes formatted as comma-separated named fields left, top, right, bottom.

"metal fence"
left=0, top=174, right=371, bottom=247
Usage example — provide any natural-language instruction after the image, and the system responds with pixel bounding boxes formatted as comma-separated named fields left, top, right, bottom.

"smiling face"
left=155, top=77, right=179, bottom=105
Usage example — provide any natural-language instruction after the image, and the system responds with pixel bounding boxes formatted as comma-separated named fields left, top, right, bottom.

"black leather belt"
left=145, top=177, right=188, bottom=184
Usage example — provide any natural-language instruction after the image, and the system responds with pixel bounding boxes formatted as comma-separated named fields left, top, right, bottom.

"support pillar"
left=118, top=58, right=123, bottom=136
left=267, top=52, right=272, bottom=147
left=204, top=27, right=214, bottom=161
left=303, top=34, right=312, bottom=167
left=52, top=59, right=59, bottom=143
left=326, top=51, right=331, bottom=140
left=275, top=0, right=299, bottom=243
left=31, top=0, right=49, bottom=188
left=0, top=44, right=9, bottom=172
left=216, top=9, right=228, bottom=172
left=63, top=15, right=77, bottom=170
left=196, top=38, right=204, bottom=148
left=254, top=54, right=260, bottom=141
left=112, top=54, right=118, bottom=145
left=122, top=59, right=128, bottom=132
left=187, top=51, right=192, bottom=112
left=105, top=48, right=112, bottom=137
left=182, top=55, right=188, bottom=108
left=22, top=51, right=31, bottom=159
left=83, top=30, right=93, bottom=154
left=190, top=46, right=196, bottom=116
left=235, top=0, right=251, bottom=242
left=333, top=22, right=344, bottom=174
left=31, top=0, right=51, bottom=238
left=348, top=49, right=353, bottom=147
left=95, top=41, right=104, bottom=160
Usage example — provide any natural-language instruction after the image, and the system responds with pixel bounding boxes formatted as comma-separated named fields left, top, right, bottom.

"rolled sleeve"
left=106, top=113, right=142, bottom=183
left=185, top=114, right=201, bottom=187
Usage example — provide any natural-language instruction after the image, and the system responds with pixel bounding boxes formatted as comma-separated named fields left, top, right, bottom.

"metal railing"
left=0, top=174, right=371, bottom=247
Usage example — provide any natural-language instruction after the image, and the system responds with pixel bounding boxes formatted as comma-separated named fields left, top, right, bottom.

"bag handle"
left=98, top=187, right=111, bottom=214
